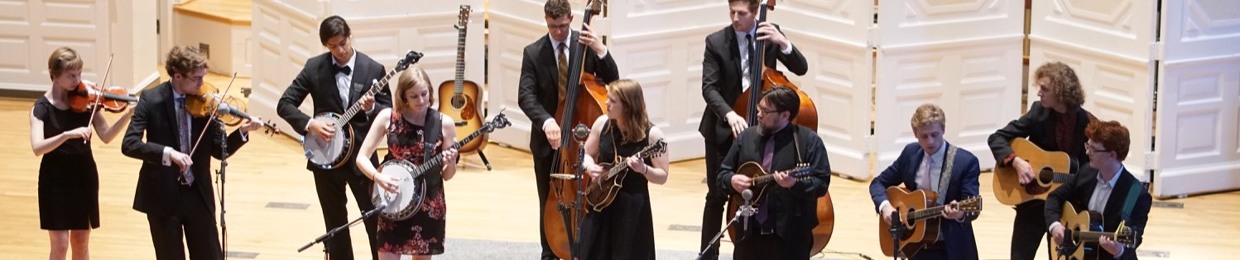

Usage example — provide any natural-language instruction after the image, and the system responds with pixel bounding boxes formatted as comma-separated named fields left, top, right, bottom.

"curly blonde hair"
left=165, top=46, right=208, bottom=77
left=1034, top=61, right=1085, bottom=109
left=910, top=103, right=946, bottom=130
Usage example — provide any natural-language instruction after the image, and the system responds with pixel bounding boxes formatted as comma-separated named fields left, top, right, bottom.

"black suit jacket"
left=121, top=82, right=248, bottom=216
left=869, top=142, right=981, bottom=259
left=518, top=32, right=619, bottom=158
left=277, top=51, right=391, bottom=171
left=716, top=125, right=830, bottom=241
left=699, top=25, right=808, bottom=144
left=989, top=101, right=1096, bottom=173
left=1044, top=167, right=1152, bottom=260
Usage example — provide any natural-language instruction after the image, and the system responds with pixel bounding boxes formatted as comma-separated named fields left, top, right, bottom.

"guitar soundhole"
left=451, top=95, right=466, bottom=109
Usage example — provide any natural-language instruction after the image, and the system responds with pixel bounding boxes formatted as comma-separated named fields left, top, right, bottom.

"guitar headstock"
left=394, top=50, right=425, bottom=72
left=481, top=108, right=511, bottom=133
left=456, top=5, right=471, bottom=30
left=954, top=196, right=984, bottom=213
left=637, top=139, right=668, bottom=159
left=1114, top=221, right=1140, bottom=248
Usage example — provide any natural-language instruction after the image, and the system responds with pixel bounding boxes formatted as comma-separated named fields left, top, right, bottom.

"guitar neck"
left=908, top=204, right=951, bottom=221
left=410, top=125, right=490, bottom=174
left=453, top=27, right=467, bottom=92
left=1073, top=231, right=1116, bottom=243
left=336, top=70, right=398, bottom=126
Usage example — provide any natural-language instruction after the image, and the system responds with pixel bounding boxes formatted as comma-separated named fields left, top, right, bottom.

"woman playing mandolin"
left=355, top=67, right=459, bottom=260
left=577, top=79, right=669, bottom=259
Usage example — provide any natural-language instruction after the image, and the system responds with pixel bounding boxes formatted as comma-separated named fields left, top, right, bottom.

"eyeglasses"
left=1084, top=144, right=1109, bottom=153
left=757, top=108, right=780, bottom=116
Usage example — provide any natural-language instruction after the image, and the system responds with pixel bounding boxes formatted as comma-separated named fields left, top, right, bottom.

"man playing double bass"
left=698, top=0, right=807, bottom=258
left=516, top=0, right=619, bottom=259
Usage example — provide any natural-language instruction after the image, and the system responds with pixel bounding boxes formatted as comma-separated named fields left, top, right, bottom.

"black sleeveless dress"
left=377, top=111, right=446, bottom=255
left=579, top=121, right=656, bottom=259
left=33, top=96, right=101, bottom=230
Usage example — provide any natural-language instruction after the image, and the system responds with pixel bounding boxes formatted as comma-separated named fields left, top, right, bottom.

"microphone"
left=741, top=189, right=753, bottom=231
left=215, top=103, right=253, bottom=120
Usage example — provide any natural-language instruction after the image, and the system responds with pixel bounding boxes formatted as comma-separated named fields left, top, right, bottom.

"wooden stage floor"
left=1, top=76, right=1236, bottom=259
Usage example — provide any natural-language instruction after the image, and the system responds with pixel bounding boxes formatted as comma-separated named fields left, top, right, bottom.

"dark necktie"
left=337, top=65, right=351, bottom=76
left=557, top=42, right=568, bottom=102
left=756, top=135, right=776, bottom=226
left=175, top=96, right=194, bottom=185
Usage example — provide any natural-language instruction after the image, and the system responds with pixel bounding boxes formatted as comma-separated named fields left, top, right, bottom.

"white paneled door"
left=875, top=0, right=1025, bottom=176
left=765, top=0, right=874, bottom=179
left=0, top=0, right=110, bottom=92
left=1153, top=0, right=1240, bottom=198
left=1030, top=0, right=1159, bottom=181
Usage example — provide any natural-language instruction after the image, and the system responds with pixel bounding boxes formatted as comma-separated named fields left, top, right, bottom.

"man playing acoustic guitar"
left=870, top=103, right=981, bottom=260
left=1044, top=120, right=1152, bottom=260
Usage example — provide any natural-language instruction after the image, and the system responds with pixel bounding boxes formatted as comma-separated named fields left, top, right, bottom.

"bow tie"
left=336, top=65, right=351, bottom=76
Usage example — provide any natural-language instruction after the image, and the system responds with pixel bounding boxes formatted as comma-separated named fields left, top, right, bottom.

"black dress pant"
left=731, top=232, right=811, bottom=260
left=699, top=139, right=733, bottom=260
left=532, top=151, right=557, bottom=259
left=312, top=167, right=378, bottom=260
left=1011, top=200, right=1049, bottom=260
left=146, top=184, right=220, bottom=260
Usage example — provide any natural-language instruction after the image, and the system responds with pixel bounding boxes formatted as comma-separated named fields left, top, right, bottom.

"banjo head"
left=372, top=159, right=423, bottom=221
left=303, top=113, right=351, bottom=169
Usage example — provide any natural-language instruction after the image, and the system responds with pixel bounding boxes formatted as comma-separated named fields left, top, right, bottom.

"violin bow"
left=82, top=54, right=115, bottom=143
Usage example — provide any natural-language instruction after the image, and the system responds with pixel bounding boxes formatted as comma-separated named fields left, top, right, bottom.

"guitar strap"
left=935, top=144, right=959, bottom=205
left=422, top=109, right=442, bottom=164
left=1120, top=178, right=1142, bottom=220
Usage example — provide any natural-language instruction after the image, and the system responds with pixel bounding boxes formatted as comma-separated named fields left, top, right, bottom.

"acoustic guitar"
left=437, top=5, right=488, bottom=155
left=878, top=187, right=983, bottom=257
left=1051, top=202, right=1139, bottom=260
left=993, top=138, right=1074, bottom=205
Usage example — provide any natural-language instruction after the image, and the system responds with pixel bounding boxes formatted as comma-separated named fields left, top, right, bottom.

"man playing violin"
left=276, top=15, right=390, bottom=260
left=718, top=86, right=828, bottom=260
left=698, top=1, right=807, bottom=258
left=121, top=45, right=263, bottom=259
left=516, top=0, right=619, bottom=258
left=869, top=104, right=980, bottom=260
left=1044, top=120, right=1151, bottom=260
left=30, top=46, right=133, bottom=260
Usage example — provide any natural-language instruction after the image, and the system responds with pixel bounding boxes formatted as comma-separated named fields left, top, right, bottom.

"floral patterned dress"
left=377, top=111, right=446, bottom=255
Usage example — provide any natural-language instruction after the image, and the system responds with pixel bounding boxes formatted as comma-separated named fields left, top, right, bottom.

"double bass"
left=723, top=0, right=834, bottom=255
left=542, top=1, right=609, bottom=259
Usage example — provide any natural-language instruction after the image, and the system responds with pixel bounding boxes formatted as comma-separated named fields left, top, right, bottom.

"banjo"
left=303, top=50, right=423, bottom=170
left=372, top=110, right=511, bottom=220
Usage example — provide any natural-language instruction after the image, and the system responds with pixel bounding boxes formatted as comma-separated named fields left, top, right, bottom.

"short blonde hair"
left=910, top=103, right=946, bottom=130
left=392, top=66, right=433, bottom=115
left=1034, top=61, right=1085, bottom=109
left=47, top=47, right=83, bottom=79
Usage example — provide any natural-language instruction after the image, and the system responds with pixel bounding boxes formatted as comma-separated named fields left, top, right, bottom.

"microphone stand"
left=215, top=119, right=230, bottom=257
left=299, top=205, right=387, bottom=259
left=888, top=211, right=905, bottom=260
left=555, top=124, right=590, bottom=260
left=698, top=198, right=753, bottom=260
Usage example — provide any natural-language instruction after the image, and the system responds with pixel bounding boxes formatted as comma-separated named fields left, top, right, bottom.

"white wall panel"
left=0, top=0, right=111, bottom=92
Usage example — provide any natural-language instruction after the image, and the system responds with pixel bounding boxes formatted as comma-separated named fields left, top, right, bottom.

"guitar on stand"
left=437, top=5, right=493, bottom=170
left=878, top=187, right=983, bottom=258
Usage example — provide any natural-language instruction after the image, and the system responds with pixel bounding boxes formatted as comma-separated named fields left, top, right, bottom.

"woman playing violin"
left=28, top=47, right=133, bottom=260
left=356, top=66, right=458, bottom=260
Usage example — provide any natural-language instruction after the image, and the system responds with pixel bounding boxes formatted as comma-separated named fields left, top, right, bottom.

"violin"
left=67, top=81, right=138, bottom=113
left=183, top=80, right=278, bottom=134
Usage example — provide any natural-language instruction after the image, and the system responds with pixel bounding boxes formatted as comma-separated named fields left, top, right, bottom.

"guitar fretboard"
left=453, top=24, right=467, bottom=93
left=334, top=70, right=399, bottom=126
